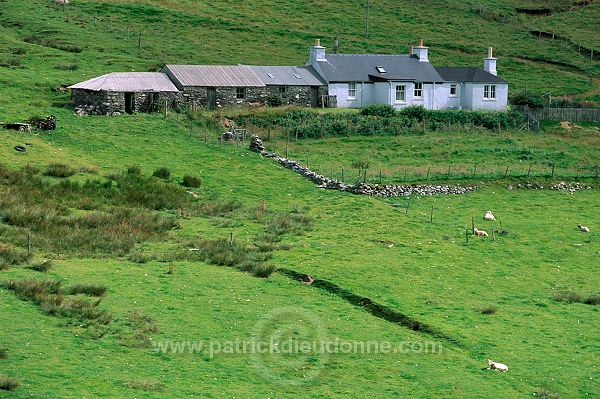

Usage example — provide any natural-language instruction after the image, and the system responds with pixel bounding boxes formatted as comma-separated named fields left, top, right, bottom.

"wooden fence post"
left=473, top=164, right=477, bottom=177
left=341, top=168, right=344, bottom=181
left=430, top=204, right=434, bottom=222
left=504, top=166, right=509, bottom=177
left=426, top=166, right=431, bottom=180
left=405, top=196, right=411, bottom=214
left=471, top=217, right=475, bottom=235
left=551, top=163, right=555, bottom=177
left=527, top=163, right=532, bottom=177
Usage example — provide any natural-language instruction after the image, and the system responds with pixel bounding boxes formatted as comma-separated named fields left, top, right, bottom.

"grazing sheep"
left=474, top=228, right=488, bottom=237
left=578, top=224, right=590, bottom=233
left=487, top=359, right=508, bottom=372
left=56, top=0, right=69, bottom=5
left=484, top=211, right=496, bottom=221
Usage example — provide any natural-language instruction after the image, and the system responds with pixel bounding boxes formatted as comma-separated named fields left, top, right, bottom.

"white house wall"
left=464, top=83, right=508, bottom=110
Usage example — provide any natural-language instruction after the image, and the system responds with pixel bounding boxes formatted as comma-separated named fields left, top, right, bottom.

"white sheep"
left=55, top=0, right=70, bottom=5
left=578, top=224, right=590, bottom=233
left=474, top=228, right=488, bottom=237
left=484, top=211, right=496, bottom=221
left=487, top=359, right=508, bottom=372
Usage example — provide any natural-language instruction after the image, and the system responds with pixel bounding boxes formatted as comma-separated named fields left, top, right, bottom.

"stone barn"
left=249, top=66, right=326, bottom=107
left=68, top=72, right=180, bottom=115
left=162, top=65, right=268, bottom=109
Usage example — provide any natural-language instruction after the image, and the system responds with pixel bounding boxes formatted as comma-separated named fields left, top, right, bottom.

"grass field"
left=1, top=1, right=599, bottom=398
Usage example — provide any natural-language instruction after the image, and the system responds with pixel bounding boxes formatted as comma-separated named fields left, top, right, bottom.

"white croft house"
left=306, top=40, right=508, bottom=111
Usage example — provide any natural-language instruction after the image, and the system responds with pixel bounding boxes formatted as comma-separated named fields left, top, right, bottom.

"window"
left=278, top=86, right=286, bottom=94
left=267, top=73, right=275, bottom=79
left=395, top=85, right=406, bottom=102
left=236, top=87, right=246, bottom=99
left=294, top=74, right=302, bottom=79
left=414, top=82, right=423, bottom=98
left=450, top=84, right=457, bottom=97
left=376, top=66, right=386, bottom=73
left=484, top=84, right=496, bottom=100
left=348, top=82, right=356, bottom=99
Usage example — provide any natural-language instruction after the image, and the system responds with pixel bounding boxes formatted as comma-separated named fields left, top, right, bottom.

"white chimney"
left=484, top=47, right=497, bottom=76
left=413, top=39, right=428, bottom=62
left=308, top=38, right=326, bottom=64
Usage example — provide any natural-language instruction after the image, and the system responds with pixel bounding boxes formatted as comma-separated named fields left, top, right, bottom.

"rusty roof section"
left=68, top=72, right=179, bottom=92
left=163, top=65, right=265, bottom=87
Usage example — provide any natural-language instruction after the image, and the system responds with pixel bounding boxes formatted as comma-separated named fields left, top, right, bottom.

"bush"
left=266, top=95, right=284, bottom=107
left=28, top=259, right=53, bottom=272
left=67, top=283, right=107, bottom=297
left=510, top=91, right=546, bottom=109
left=152, top=167, right=170, bottom=180
left=360, top=104, right=397, bottom=118
left=351, top=159, right=371, bottom=169
left=182, top=175, right=201, bottom=188
left=45, top=163, right=77, bottom=178
left=399, top=105, right=427, bottom=121
left=0, top=376, right=19, bottom=391
left=265, top=212, right=312, bottom=237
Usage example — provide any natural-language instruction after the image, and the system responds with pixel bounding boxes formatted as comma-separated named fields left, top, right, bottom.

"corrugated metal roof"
left=163, top=65, right=265, bottom=87
left=249, top=65, right=325, bottom=86
left=68, top=72, right=179, bottom=92
left=435, top=67, right=507, bottom=83
left=312, top=54, right=444, bottom=83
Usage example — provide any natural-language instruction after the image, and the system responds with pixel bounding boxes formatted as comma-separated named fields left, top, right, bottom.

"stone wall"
left=71, top=89, right=180, bottom=115
left=266, top=86, right=315, bottom=107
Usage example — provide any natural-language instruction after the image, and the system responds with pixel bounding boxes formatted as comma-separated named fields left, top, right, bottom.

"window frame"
left=347, top=82, right=357, bottom=100
left=484, top=84, right=496, bottom=100
left=395, top=85, right=406, bottom=103
left=449, top=84, right=457, bottom=97
left=413, top=82, right=423, bottom=99
left=236, top=87, right=246, bottom=100
left=278, top=86, right=287, bottom=95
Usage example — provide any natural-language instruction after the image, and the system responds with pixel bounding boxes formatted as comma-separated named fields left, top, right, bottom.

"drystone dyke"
left=248, top=135, right=475, bottom=197
left=508, top=181, right=591, bottom=193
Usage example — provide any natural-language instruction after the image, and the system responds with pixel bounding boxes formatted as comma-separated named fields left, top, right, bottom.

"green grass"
left=0, top=0, right=599, bottom=398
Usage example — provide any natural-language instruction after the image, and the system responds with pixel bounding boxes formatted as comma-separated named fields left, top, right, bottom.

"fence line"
left=516, top=106, right=600, bottom=123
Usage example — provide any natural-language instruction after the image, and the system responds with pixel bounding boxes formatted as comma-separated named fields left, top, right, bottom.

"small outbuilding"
left=162, top=65, right=266, bottom=109
left=68, top=72, right=179, bottom=115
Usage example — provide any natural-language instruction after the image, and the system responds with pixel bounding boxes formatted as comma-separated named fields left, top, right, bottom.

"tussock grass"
left=535, top=389, right=562, bottom=399
left=119, top=311, right=158, bottom=348
left=479, top=306, right=498, bottom=315
left=28, top=259, right=53, bottom=272
left=195, top=199, right=242, bottom=217
left=0, top=376, right=20, bottom=391
left=152, top=167, right=170, bottom=180
left=0, top=243, right=32, bottom=269
left=264, top=212, right=312, bottom=237
left=67, top=283, right=107, bottom=297
left=123, top=379, right=164, bottom=392
left=0, top=348, right=7, bottom=359
left=182, top=174, right=201, bottom=188
left=22, top=35, right=83, bottom=53
left=3, top=278, right=111, bottom=324
left=552, top=290, right=600, bottom=305
left=44, top=163, right=77, bottom=178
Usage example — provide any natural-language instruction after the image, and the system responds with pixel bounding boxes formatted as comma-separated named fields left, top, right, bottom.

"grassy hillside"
left=1, top=1, right=599, bottom=398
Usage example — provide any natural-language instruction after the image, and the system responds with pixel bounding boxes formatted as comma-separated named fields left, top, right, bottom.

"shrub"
left=0, top=376, right=19, bottom=391
left=45, top=163, right=77, bottom=178
left=21, top=164, right=40, bottom=175
left=265, top=212, right=312, bottom=237
left=182, top=175, right=201, bottom=188
left=152, top=167, right=170, bottom=180
left=510, top=91, right=546, bottom=109
left=360, top=104, right=396, bottom=118
left=351, top=159, right=371, bottom=169
left=28, top=259, right=53, bottom=272
left=251, top=263, right=277, bottom=278
left=67, top=283, right=107, bottom=297
left=399, top=105, right=427, bottom=121
left=266, top=95, right=284, bottom=107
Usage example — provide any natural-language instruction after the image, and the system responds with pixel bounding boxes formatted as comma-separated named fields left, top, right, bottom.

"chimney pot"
left=315, top=38, right=321, bottom=47
left=409, top=45, right=414, bottom=55
left=419, top=39, right=424, bottom=47
left=488, top=47, right=493, bottom=58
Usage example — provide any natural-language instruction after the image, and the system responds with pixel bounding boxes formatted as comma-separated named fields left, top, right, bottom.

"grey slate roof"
left=163, top=65, right=265, bottom=87
left=312, top=54, right=444, bottom=83
left=249, top=65, right=325, bottom=86
left=435, top=67, right=507, bottom=83
left=68, top=72, right=179, bottom=92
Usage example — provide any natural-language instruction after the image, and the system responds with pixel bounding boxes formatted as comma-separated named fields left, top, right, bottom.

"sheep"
left=474, top=228, right=488, bottom=237
left=484, top=211, right=496, bottom=221
left=487, top=359, right=508, bottom=372
left=578, top=224, right=590, bottom=233
left=55, top=0, right=70, bottom=5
